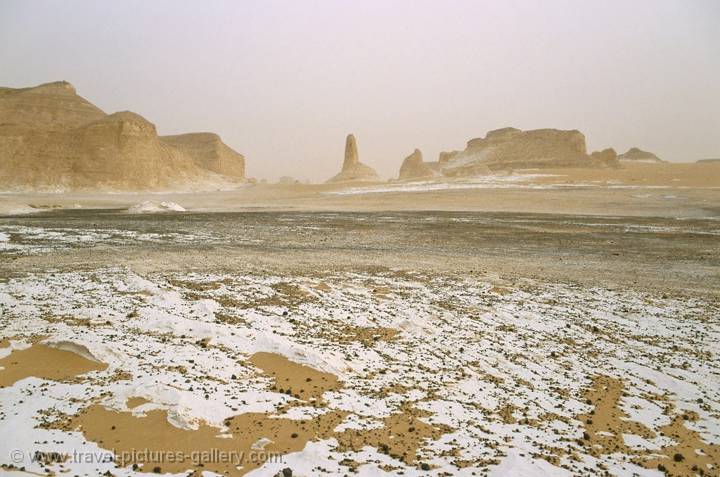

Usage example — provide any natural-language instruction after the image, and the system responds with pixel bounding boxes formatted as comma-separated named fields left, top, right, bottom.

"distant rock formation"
left=438, top=151, right=461, bottom=164
left=0, top=81, right=246, bottom=191
left=590, top=148, right=620, bottom=168
left=618, top=147, right=663, bottom=163
left=446, top=127, right=609, bottom=172
left=397, top=127, right=618, bottom=180
left=697, top=158, right=720, bottom=164
left=398, top=149, right=438, bottom=181
left=161, top=133, right=245, bottom=178
left=327, top=134, right=380, bottom=183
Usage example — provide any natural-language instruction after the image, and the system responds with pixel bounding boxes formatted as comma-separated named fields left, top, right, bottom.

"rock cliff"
left=1, top=111, right=209, bottom=190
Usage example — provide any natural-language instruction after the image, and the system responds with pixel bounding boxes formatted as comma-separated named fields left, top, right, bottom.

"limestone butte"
left=327, top=134, right=380, bottom=183
left=398, top=127, right=618, bottom=180
left=0, top=81, right=245, bottom=190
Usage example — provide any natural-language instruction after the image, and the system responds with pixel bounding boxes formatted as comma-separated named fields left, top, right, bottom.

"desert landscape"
left=1, top=2, right=719, bottom=477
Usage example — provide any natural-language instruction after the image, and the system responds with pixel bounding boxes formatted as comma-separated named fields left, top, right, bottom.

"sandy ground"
left=2, top=163, right=719, bottom=218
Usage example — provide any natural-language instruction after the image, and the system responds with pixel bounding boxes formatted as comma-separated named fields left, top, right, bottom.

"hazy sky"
left=1, top=0, right=719, bottom=180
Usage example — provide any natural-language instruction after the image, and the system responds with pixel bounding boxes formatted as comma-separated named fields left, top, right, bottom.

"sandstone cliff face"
left=398, top=149, right=438, bottom=181
left=161, top=133, right=245, bottom=178
left=618, top=147, right=663, bottom=163
left=327, top=134, right=380, bottom=183
left=0, top=81, right=246, bottom=191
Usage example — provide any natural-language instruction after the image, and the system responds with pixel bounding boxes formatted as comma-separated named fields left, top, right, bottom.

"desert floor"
left=0, top=164, right=719, bottom=476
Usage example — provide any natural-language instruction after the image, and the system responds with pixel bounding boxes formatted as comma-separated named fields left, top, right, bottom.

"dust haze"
left=1, top=0, right=719, bottom=181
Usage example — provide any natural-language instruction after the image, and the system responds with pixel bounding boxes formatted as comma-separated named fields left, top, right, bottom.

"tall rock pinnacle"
left=343, top=134, right=359, bottom=170
left=327, top=133, right=380, bottom=183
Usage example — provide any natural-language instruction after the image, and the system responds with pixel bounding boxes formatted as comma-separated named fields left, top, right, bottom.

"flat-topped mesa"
left=0, top=80, right=248, bottom=190
left=618, top=147, right=663, bottom=163
left=161, top=132, right=245, bottom=179
left=327, top=134, right=380, bottom=183
left=398, top=149, right=439, bottom=181
left=437, top=127, right=617, bottom=176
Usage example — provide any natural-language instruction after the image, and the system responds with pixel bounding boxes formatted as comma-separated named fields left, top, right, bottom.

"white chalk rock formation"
left=127, top=201, right=186, bottom=214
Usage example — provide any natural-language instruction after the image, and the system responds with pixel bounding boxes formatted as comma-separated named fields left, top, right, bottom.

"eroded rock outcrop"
left=447, top=127, right=597, bottom=172
left=0, top=81, right=246, bottom=190
left=398, top=149, right=438, bottom=181
left=618, top=147, right=663, bottom=163
left=404, top=127, right=618, bottom=180
left=590, top=148, right=620, bottom=168
left=327, top=134, right=380, bottom=183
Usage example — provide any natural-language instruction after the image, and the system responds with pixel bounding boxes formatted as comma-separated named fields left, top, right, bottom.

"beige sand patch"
left=637, top=410, right=720, bottom=475
left=578, top=375, right=654, bottom=456
left=578, top=375, right=720, bottom=475
left=0, top=343, right=107, bottom=387
left=334, top=404, right=452, bottom=465
left=313, top=282, right=331, bottom=292
left=250, top=352, right=341, bottom=401
left=72, top=405, right=346, bottom=476
left=126, top=397, right=152, bottom=409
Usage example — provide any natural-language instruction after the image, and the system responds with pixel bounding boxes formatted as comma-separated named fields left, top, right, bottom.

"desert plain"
left=1, top=161, right=719, bottom=477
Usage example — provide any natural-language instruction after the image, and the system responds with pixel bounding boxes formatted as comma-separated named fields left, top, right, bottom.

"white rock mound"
left=127, top=201, right=186, bottom=214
